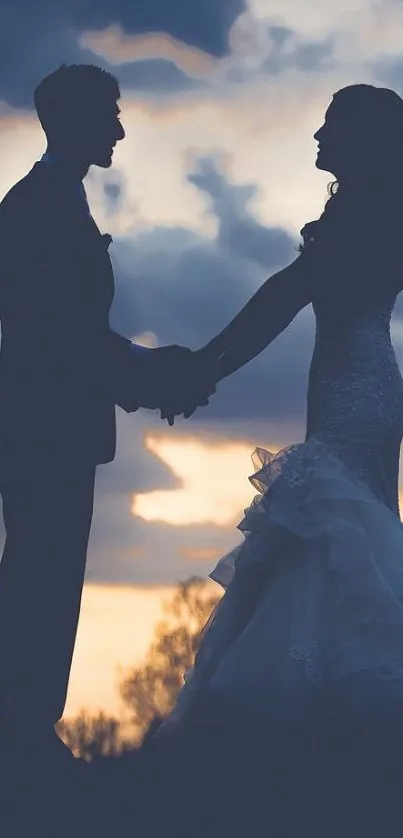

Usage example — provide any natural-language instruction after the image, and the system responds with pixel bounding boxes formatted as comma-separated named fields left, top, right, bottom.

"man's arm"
left=105, top=329, right=154, bottom=412
left=0, top=195, right=159, bottom=411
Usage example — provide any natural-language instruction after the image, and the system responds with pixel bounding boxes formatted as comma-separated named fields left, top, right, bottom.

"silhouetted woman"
left=143, top=85, right=403, bottom=837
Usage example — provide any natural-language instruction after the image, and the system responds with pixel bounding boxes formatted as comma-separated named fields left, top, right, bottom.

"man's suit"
left=0, top=159, right=149, bottom=726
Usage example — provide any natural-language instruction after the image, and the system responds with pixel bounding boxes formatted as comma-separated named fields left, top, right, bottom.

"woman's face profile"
left=313, top=91, right=385, bottom=183
left=313, top=100, right=352, bottom=178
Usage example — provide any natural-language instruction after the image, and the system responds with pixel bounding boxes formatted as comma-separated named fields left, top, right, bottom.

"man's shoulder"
left=0, top=163, right=53, bottom=224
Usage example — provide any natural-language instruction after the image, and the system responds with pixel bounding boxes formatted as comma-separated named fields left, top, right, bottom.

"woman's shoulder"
left=299, top=197, right=402, bottom=298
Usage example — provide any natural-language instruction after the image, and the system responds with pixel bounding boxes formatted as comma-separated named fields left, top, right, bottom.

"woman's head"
left=300, top=84, right=403, bottom=269
left=314, top=84, right=403, bottom=188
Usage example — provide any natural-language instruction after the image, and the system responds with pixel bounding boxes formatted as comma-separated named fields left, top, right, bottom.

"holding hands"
left=158, top=346, right=219, bottom=425
left=134, top=344, right=219, bottom=424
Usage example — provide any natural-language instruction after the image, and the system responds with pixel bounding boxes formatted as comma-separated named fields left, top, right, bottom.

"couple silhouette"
left=2, top=62, right=403, bottom=837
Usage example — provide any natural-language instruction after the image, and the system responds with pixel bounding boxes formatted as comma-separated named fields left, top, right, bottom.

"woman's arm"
left=199, top=255, right=312, bottom=382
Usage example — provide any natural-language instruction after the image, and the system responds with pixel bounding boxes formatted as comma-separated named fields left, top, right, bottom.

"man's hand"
left=132, top=344, right=217, bottom=422
left=158, top=348, right=218, bottom=425
left=132, top=345, right=192, bottom=411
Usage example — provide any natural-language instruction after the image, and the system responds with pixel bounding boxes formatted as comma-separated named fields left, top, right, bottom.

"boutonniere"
left=102, top=233, right=113, bottom=250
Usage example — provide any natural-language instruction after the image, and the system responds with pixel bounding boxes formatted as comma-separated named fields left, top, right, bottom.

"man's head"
left=34, top=64, right=125, bottom=169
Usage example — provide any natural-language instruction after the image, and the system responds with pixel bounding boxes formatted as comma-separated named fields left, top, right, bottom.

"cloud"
left=109, top=155, right=299, bottom=339
left=72, top=0, right=246, bottom=58
left=262, top=26, right=335, bottom=75
left=0, top=3, right=85, bottom=108
left=85, top=407, right=281, bottom=585
left=80, top=26, right=218, bottom=80
left=3, top=0, right=403, bottom=116
left=188, top=158, right=296, bottom=268
left=85, top=411, right=256, bottom=584
left=4, top=0, right=403, bottom=116
left=88, top=477, right=247, bottom=585
left=217, top=0, right=403, bottom=93
left=371, top=56, right=403, bottom=95
left=100, top=58, right=205, bottom=96
left=132, top=434, right=257, bottom=526
left=0, top=0, right=246, bottom=108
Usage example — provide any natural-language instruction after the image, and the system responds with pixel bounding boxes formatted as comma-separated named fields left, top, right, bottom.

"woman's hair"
left=299, top=84, right=403, bottom=258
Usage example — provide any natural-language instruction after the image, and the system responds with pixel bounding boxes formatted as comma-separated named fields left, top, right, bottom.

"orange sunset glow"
left=65, top=434, right=278, bottom=719
left=65, top=583, right=174, bottom=721
left=132, top=433, right=268, bottom=526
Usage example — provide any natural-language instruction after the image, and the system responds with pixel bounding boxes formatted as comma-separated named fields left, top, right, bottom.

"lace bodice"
left=306, top=293, right=403, bottom=514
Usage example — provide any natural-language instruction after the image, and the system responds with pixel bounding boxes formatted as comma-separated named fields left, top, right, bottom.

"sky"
left=2, top=0, right=403, bottom=719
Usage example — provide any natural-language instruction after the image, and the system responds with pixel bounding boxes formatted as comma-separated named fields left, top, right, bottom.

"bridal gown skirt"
left=146, top=435, right=403, bottom=837
left=169, top=434, right=403, bottom=740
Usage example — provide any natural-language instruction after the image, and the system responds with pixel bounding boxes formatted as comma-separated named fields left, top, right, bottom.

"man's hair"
left=34, top=63, right=120, bottom=135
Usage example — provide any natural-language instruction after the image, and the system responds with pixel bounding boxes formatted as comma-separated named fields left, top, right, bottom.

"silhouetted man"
left=0, top=64, right=213, bottom=774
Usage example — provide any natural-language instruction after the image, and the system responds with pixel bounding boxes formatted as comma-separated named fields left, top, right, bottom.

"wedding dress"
left=164, top=278, right=403, bottom=736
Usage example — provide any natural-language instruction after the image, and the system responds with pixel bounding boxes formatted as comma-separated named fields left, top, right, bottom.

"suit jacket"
left=0, top=160, right=145, bottom=472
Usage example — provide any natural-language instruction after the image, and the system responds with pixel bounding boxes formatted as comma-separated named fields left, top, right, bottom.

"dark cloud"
left=0, top=0, right=244, bottom=108
left=188, top=160, right=295, bottom=269
left=201, top=312, right=314, bottom=423
left=0, top=4, right=82, bottom=108
left=69, top=0, right=246, bottom=57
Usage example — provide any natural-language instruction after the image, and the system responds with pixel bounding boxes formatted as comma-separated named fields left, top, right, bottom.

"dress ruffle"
left=210, top=436, right=399, bottom=588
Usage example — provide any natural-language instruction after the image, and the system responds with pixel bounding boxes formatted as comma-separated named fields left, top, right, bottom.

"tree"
left=119, top=576, right=221, bottom=739
left=55, top=577, right=222, bottom=756
left=56, top=710, right=131, bottom=761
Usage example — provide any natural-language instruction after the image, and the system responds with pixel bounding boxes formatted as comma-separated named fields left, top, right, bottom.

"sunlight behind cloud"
left=131, top=434, right=269, bottom=526
left=80, top=25, right=218, bottom=79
